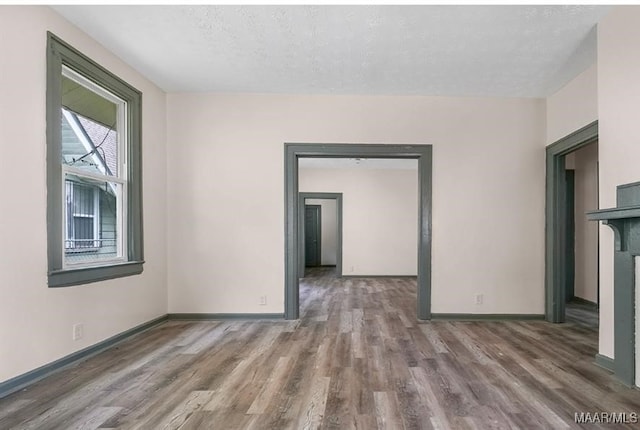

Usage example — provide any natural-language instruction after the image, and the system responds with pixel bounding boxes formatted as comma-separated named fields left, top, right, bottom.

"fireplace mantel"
left=588, top=206, right=640, bottom=252
left=587, top=181, right=640, bottom=386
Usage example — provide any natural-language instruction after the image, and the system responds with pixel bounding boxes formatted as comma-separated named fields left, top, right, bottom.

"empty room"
left=2, top=4, right=640, bottom=429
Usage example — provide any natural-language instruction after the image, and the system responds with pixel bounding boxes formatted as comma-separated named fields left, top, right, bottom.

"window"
left=47, top=33, right=143, bottom=287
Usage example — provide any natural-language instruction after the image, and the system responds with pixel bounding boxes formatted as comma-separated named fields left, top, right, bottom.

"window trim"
left=47, top=32, right=144, bottom=287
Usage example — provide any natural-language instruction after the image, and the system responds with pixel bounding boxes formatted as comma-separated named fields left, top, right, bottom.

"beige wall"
left=167, top=93, right=546, bottom=315
left=573, top=142, right=599, bottom=303
left=301, top=169, right=418, bottom=276
left=597, top=6, right=640, bottom=359
left=636, top=257, right=640, bottom=387
left=546, top=63, right=598, bottom=144
left=305, top=198, right=338, bottom=266
left=0, top=7, right=168, bottom=383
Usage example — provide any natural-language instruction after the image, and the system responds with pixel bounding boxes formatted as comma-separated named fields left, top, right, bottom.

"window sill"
left=48, top=260, right=144, bottom=288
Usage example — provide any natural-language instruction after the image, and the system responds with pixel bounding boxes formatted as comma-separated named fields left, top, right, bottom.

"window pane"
left=64, top=173, right=122, bottom=266
left=71, top=183, right=94, bottom=216
left=61, top=74, right=119, bottom=177
left=73, top=218, right=94, bottom=244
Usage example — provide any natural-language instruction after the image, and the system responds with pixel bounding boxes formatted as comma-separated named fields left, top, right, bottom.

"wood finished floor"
left=1, top=267, right=640, bottom=429
left=566, top=300, right=599, bottom=331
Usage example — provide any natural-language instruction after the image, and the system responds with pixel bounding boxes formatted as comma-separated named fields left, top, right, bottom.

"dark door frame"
left=565, top=169, right=575, bottom=303
left=298, top=193, right=343, bottom=278
left=285, top=143, right=432, bottom=320
left=303, top=204, right=322, bottom=268
left=545, top=121, right=598, bottom=322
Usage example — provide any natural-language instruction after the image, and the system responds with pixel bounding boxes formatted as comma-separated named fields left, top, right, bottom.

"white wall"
left=301, top=169, right=417, bottom=276
left=573, top=142, right=599, bottom=303
left=305, top=198, right=338, bottom=266
left=0, top=7, right=168, bottom=383
left=597, top=6, right=640, bottom=359
left=546, top=63, right=598, bottom=144
left=167, top=93, right=546, bottom=315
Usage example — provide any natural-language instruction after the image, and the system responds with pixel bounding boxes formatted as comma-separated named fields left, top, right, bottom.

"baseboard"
left=595, top=354, right=615, bottom=373
left=341, top=275, right=417, bottom=279
left=0, top=314, right=168, bottom=400
left=431, top=313, right=545, bottom=321
left=568, top=297, right=599, bottom=309
left=167, top=313, right=285, bottom=320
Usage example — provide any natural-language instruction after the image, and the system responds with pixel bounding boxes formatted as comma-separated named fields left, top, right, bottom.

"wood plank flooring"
left=1, top=267, right=640, bottom=429
left=566, top=300, right=599, bottom=330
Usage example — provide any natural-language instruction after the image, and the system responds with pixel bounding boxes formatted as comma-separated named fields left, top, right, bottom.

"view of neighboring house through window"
left=47, top=33, right=143, bottom=287
left=61, top=67, right=125, bottom=267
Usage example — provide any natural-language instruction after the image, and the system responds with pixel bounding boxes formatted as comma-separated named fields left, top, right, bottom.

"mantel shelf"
left=582, top=181, right=640, bottom=387
left=586, top=205, right=640, bottom=221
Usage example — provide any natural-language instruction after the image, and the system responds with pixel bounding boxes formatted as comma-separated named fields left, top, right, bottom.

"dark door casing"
left=565, top=169, right=575, bottom=302
left=285, top=143, right=432, bottom=321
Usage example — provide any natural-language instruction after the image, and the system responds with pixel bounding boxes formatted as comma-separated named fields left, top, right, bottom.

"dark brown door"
left=304, top=205, right=321, bottom=267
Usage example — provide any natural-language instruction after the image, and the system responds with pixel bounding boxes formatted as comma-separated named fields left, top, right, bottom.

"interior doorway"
left=304, top=205, right=322, bottom=268
left=284, top=143, right=432, bottom=320
left=298, top=193, right=343, bottom=278
left=545, top=121, right=599, bottom=323
left=563, top=141, right=599, bottom=327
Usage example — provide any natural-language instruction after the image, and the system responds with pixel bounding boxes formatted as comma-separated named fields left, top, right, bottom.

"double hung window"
left=47, top=33, right=143, bottom=287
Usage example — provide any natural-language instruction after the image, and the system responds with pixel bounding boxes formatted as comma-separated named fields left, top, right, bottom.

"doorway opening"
left=298, top=193, right=343, bottom=278
left=284, top=143, right=432, bottom=320
left=563, top=141, right=599, bottom=330
left=545, top=121, right=599, bottom=324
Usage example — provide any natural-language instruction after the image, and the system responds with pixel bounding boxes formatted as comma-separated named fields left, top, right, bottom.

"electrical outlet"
left=475, top=294, right=484, bottom=305
left=72, top=323, right=84, bottom=341
left=259, top=295, right=267, bottom=306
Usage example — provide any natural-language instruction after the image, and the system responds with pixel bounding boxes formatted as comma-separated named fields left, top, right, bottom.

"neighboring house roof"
left=61, top=108, right=117, bottom=177
left=76, top=115, right=117, bottom=176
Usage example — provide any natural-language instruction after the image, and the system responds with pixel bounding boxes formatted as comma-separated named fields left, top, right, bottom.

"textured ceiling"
left=52, top=5, right=610, bottom=97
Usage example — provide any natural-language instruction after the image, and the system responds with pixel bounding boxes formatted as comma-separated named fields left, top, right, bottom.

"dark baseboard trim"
left=0, top=312, right=287, bottom=399
left=167, top=313, right=285, bottom=320
left=341, top=275, right=417, bottom=279
left=568, top=297, right=599, bottom=309
left=595, top=354, right=615, bottom=373
left=431, top=313, right=545, bottom=321
left=0, top=314, right=168, bottom=400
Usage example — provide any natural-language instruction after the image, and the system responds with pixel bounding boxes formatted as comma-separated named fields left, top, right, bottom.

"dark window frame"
left=47, top=32, right=144, bottom=287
